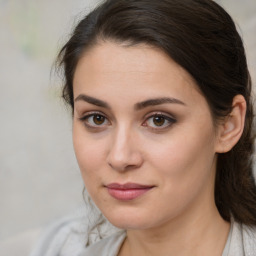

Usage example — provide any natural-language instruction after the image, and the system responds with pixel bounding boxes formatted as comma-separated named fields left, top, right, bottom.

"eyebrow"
left=74, top=94, right=111, bottom=109
left=74, top=94, right=185, bottom=110
left=134, top=97, right=185, bottom=110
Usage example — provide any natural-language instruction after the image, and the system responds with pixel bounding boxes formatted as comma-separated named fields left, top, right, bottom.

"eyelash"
left=143, top=113, right=176, bottom=130
left=78, top=111, right=110, bottom=129
left=78, top=111, right=176, bottom=130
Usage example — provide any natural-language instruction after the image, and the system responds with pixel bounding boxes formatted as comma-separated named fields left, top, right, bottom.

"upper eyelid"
left=78, top=111, right=107, bottom=119
left=77, top=110, right=176, bottom=125
left=144, top=111, right=176, bottom=120
left=145, top=113, right=176, bottom=123
left=78, top=110, right=175, bottom=118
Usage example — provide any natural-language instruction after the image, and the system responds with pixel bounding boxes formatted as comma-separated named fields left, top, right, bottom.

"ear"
left=215, top=95, right=246, bottom=153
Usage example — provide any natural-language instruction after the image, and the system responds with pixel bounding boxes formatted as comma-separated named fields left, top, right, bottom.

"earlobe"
left=215, top=95, right=246, bottom=153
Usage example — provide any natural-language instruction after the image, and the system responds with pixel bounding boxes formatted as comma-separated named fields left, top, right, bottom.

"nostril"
left=107, top=151, right=143, bottom=172
left=108, top=162, right=141, bottom=172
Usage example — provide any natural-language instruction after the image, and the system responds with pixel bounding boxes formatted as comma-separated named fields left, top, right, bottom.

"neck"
left=119, top=197, right=230, bottom=256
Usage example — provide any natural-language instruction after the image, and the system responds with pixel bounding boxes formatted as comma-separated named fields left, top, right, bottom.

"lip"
left=105, top=183, right=155, bottom=201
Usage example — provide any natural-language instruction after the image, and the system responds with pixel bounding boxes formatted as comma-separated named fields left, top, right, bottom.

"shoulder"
left=79, top=231, right=126, bottom=256
left=29, top=205, right=121, bottom=256
left=229, top=221, right=256, bottom=255
left=241, top=222, right=256, bottom=254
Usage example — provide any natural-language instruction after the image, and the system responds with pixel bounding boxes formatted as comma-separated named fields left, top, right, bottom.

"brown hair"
left=57, top=0, right=256, bottom=225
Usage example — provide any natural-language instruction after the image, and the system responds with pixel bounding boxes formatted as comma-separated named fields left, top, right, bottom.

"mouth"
left=105, top=183, right=155, bottom=201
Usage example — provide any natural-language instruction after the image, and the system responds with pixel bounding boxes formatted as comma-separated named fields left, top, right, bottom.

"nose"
left=107, top=126, right=143, bottom=172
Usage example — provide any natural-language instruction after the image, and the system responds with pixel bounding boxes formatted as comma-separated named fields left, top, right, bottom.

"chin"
left=108, top=216, right=149, bottom=230
left=101, top=206, right=160, bottom=230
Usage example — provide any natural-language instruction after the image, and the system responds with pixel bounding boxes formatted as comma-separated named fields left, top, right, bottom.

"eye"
left=143, top=113, right=176, bottom=129
left=79, top=113, right=110, bottom=128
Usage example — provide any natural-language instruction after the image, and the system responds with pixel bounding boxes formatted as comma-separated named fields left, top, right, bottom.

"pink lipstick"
left=106, top=183, right=154, bottom=201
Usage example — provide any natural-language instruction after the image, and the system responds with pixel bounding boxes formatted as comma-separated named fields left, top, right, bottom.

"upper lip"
left=105, top=183, right=154, bottom=190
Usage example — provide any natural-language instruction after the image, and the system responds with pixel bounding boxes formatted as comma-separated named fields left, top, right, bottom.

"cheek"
left=146, top=123, right=216, bottom=191
left=139, top=130, right=216, bottom=222
left=73, top=125, right=107, bottom=183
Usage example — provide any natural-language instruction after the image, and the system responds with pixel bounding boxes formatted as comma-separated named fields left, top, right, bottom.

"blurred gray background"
left=0, top=0, right=255, bottom=248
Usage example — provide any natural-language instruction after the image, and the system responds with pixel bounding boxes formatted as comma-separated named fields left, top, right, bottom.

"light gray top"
left=79, top=221, right=256, bottom=256
left=79, top=231, right=126, bottom=256
left=30, top=206, right=256, bottom=256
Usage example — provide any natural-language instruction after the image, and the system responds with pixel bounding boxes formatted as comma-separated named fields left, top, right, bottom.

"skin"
left=72, top=41, right=232, bottom=255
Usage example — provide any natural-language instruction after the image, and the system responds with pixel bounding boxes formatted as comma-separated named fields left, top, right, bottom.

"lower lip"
left=107, top=187, right=153, bottom=201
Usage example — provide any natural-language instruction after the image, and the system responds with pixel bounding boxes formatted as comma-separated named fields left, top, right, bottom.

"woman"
left=31, top=0, right=256, bottom=255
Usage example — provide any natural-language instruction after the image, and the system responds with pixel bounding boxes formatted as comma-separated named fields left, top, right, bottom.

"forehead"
left=73, top=41, right=204, bottom=107
left=75, top=41, right=194, bottom=81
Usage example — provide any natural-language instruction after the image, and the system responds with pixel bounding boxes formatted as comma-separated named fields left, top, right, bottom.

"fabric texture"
left=30, top=205, right=256, bottom=256
left=79, top=231, right=126, bottom=256
left=79, top=220, right=256, bottom=256
left=29, top=204, right=121, bottom=256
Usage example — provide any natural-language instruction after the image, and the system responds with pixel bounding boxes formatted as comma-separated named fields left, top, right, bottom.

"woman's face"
left=73, top=41, right=220, bottom=230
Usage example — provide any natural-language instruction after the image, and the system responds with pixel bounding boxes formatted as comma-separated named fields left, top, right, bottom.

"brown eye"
left=144, top=114, right=176, bottom=129
left=153, top=116, right=165, bottom=126
left=93, top=115, right=106, bottom=125
left=79, top=113, right=109, bottom=128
